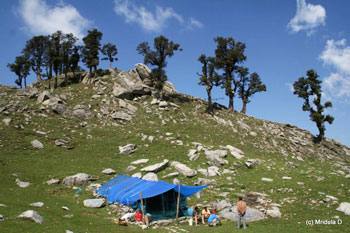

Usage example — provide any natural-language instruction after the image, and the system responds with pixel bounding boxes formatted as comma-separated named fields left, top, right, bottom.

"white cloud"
left=319, top=39, right=350, bottom=102
left=114, top=0, right=202, bottom=32
left=187, top=17, right=203, bottom=30
left=18, top=0, right=91, bottom=39
left=288, top=0, right=326, bottom=36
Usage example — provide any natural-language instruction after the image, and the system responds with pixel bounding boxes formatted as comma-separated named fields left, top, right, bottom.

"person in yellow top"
left=201, top=206, right=211, bottom=224
left=237, top=197, right=247, bottom=229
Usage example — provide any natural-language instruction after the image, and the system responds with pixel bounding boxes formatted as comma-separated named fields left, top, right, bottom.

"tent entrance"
left=140, top=189, right=189, bottom=221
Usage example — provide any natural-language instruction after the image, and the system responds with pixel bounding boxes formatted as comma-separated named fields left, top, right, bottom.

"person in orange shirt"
left=237, top=197, right=247, bottom=229
left=201, top=206, right=211, bottom=224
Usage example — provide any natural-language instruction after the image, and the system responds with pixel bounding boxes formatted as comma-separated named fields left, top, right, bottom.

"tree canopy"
left=101, top=43, right=118, bottom=69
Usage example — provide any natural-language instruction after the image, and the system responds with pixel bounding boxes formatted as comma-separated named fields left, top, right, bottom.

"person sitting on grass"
left=208, top=209, right=221, bottom=226
left=193, top=206, right=201, bottom=226
left=201, top=206, right=211, bottom=224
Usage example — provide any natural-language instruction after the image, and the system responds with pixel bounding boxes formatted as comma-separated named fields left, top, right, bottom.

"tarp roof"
left=97, top=174, right=209, bottom=205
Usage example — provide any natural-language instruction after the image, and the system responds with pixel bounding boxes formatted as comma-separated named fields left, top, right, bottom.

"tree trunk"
left=24, top=77, right=27, bottom=88
left=316, top=123, right=324, bottom=142
left=206, top=85, right=212, bottom=113
left=36, top=71, right=42, bottom=82
left=241, top=100, right=247, bottom=114
left=228, top=92, right=234, bottom=112
left=109, top=61, right=112, bottom=70
left=54, top=71, right=58, bottom=89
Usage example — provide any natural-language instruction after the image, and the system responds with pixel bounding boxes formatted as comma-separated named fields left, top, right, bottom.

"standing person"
left=201, top=206, right=211, bottom=224
left=237, top=197, right=247, bottom=229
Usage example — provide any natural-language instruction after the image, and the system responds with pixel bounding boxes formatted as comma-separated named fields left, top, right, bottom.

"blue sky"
left=1, top=0, right=350, bottom=146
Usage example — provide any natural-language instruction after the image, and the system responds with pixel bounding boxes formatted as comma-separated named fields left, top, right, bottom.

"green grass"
left=0, top=80, right=349, bottom=232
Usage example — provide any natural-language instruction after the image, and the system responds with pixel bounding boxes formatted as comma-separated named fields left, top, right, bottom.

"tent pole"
left=176, top=183, right=181, bottom=219
left=140, top=192, right=145, bottom=225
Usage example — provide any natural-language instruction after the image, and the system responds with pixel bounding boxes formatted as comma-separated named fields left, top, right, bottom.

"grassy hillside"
left=0, top=74, right=349, bottom=232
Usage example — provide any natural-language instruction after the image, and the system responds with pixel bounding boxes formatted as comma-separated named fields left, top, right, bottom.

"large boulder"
left=171, top=161, right=197, bottom=177
left=220, top=206, right=265, bottom=222
left=37, top=91, right=50, bottom=103
left=111, top=111, right=132, bottom=121
left=62, top=173, right=91, bottom=186
left=141, top=160, right=169, bottom=173
left=142, top=172, right=158, bottom=181
left=135, top=63, right=151, bottom=81
left=336, top=202, right=350, bottom=215
left=226, top=145, right=245, bottom=159
left=18, top=210, right=43, bottom=224
left=204, top=149, right=228, bottom=167
left=119, top=144, right=137, bottom=155
left=83, top=199, right=105, bottom=208
left=266, top=207, right=281, bottom=218
left=163, top=81, right=178, bottom=94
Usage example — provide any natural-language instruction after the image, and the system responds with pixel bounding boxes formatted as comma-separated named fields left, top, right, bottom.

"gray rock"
left=0, top=214, right=4, bottom=222
left=220, top=206, right=265, bottom=222
left=216, top=200, right=232, bottom=211
left=163, top=81, right=178, bottom=94
left=102, top=168, right=116, bottom=175
left=336, top=202, right=350, bottom=215
left=119, top=144, right=137, bottom=155
left=73, top=109, right=90, bottom=120
left=286, top=161, right=298, bottom=168
left=15, top=179, right=30, bottom=188
left=111, top=111, right=132, bottom=121
left=208, top=166, right=220, bottom=177
left=126, top=165, right=136, bottom=172
left=159, top=101, right=168, bottom=108
left=204, top=149, right=228, bottom=167
left=52, top=104, right=67, bottom=115
left=282, top=176, right=292, bottom=180
left=250, top=132, right=257, bottom=137
left=37, top=91, right=50, bottom=103
left=141, top=160, right=169, bottom=173
left=55, top=139, right=69, bottom=146
left=66, top=230, right=74, bottom=233
left=46, top=179, right=60, bottom=185
left=198, top=168, right=208, bottom=176
left=62, top=173, right=91, bottom=186
left=30, top=202, right=44, bottom=208
left=162, top=172, right=179, bottom=178
left=171, top=161, right=197, bottom=177
left=188, top=149, right=199, bottom=161
left=245, top=159, right=259, bottom=168
left=262, top=177, right=273, bottom=182
left=113, top=86, right=132, bottom=99
left=267, top=207, right=281, bottom=218
left=142, top=172, right=158, bottom=181
left=31, top=139, right=43, bottom=149
left=83, top=199, right=105, bottom=208
left=345, top=174, right=350, bottom=179
left=2, top=118, right=11, bottom=126
left=135, top=63, right=151, bottom=81
left=132, top=172, right=142, bottom=178
left=131, top=159, right=149, bottom=165
left=226, top=145, right=244, bottom=159
left=18, top=210, right=43, bottom=224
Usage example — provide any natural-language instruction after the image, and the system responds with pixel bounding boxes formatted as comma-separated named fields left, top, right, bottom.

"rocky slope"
left=0, top=64, right=349, bottom=232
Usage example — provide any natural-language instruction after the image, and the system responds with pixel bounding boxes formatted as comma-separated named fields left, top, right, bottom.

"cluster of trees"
left=7, top=29, right=118, bottom=89
left=197, top=37, right=266, bottom=114
left=8, top=31, right=334, bottom=141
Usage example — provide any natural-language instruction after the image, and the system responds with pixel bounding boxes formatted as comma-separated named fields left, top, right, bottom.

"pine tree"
left=7, top=55, right=30, bottom=88
left=197, top=55, right=219, bottom=113
left=237, top=67, right=266, bottom=114
left=23, top=35, right=49, bottom=83
left=293, top=69, right=334, bottom=142
left=82, top=29, right=103, bottom=77
left=101, top=43, right=118, bottom=70
left=137, top=35, right=181, bottom=99
left=61, top=33, right=78, bottom=85
left=214, top=37, right=246, bottom=112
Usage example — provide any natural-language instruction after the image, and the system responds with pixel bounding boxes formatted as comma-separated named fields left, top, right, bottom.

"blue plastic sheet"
left=97, top=174, right=209, bottom=205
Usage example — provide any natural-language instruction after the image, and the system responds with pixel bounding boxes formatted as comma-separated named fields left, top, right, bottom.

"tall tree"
left=61, top=33, right=78, bottom=85
left=197, top=55, right=219, bottom=112
left=43, top=36, right=55, bottom=89
left=214, top=37, right=246, bottom=112
left=101, top=43, right=118, bottom=70
left=51, top=31, right=65, bottom=88
left=7, top=55, right=30, bottom=88
left=293, top=69, right=334, bottom=142
left=137, top=35, right=181, bottom=99
left=237, top=67, right=266, bottom=114
left=23, top=35, right=49, bottom=83
left=82, top=29, right=103, bottom=76
left=69, top=45, right=81, bottom=79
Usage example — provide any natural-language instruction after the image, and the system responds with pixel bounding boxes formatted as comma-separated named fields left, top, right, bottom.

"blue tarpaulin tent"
left=97, top=174, right=209, bottom=220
